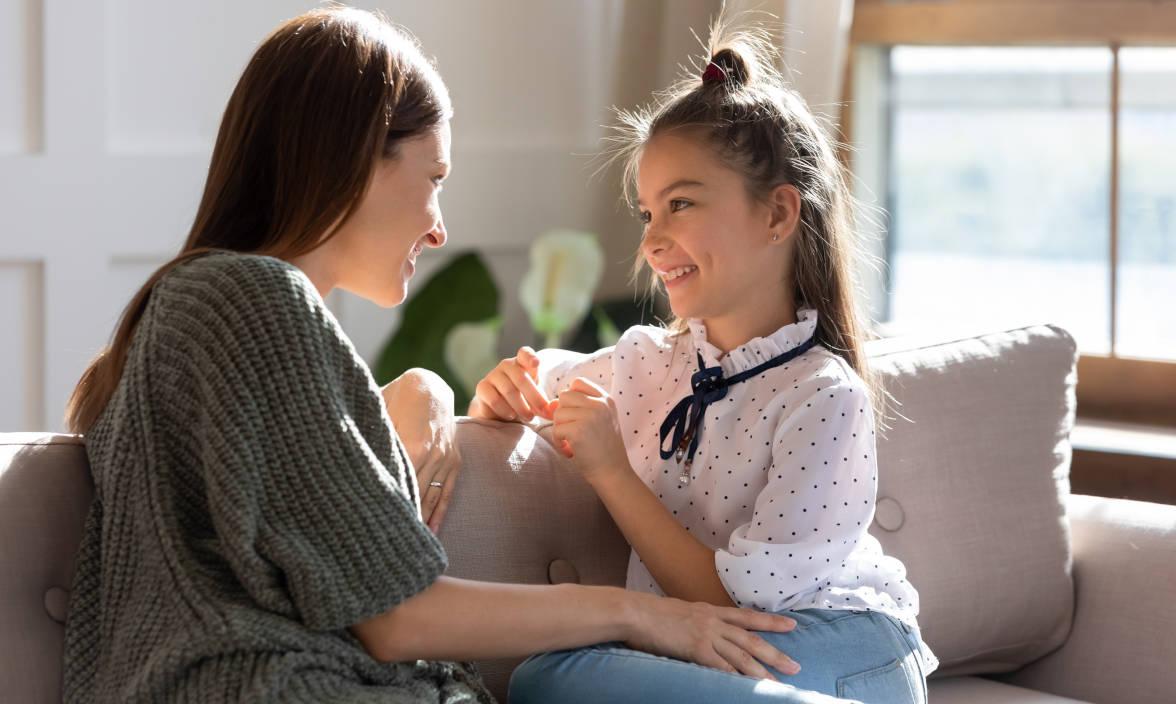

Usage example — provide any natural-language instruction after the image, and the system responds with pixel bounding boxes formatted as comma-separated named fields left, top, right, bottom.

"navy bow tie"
left=659, top=333, right=818, bottom=471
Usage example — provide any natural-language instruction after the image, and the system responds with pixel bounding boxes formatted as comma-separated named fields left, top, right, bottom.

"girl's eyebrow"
left=637, top=179, right=705, bottom=206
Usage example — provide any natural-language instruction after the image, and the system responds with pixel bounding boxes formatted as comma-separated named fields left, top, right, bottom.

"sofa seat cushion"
left=930, top=676, right=1091, bottom=703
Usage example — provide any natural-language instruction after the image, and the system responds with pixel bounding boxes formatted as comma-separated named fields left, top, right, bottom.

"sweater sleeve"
left=155, top=254, right=446, bottom=632
left=715, top=375, right=878, bottom=611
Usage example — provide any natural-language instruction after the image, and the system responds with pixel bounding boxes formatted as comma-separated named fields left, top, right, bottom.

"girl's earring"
left=771, top=233, right=780, bottom=242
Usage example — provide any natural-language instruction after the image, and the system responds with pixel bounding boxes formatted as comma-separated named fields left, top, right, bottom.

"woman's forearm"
left=351, top=576, right=634, bottom=663
left=589, top=469, right=736, bottom=607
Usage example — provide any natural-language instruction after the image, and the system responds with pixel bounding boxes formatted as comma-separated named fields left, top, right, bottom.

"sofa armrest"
left=435, top=419, right=631, bottom=701
left=1000, top=494, right=1176, bottom=704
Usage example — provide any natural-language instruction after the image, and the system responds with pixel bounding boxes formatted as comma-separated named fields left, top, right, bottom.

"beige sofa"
left=2, top=324, right=1174, bottom=703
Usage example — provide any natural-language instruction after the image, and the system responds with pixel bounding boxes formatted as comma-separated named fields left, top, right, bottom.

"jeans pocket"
left=836, top=657, right=921, bottom=704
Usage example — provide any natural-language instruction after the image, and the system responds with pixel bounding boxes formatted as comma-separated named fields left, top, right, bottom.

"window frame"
left=847, top=0, right=1176, bottom=428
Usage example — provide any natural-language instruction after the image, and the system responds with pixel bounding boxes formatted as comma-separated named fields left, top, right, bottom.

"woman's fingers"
left=694, top=645, right=739, bottom=676
left=712, top=637, right=779, bottom=681
left=427, top=452, right=460, bottom=532
left=721, top=607, right=797, bottom=634
left=723, top=628, right=800, bottom=677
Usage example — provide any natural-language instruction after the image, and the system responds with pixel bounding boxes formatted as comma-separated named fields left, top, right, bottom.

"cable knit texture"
left=63, top=252, right=494, bottom=703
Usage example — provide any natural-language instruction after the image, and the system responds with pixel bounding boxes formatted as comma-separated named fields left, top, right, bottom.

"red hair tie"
left=701, top=62, right=726, bottom=84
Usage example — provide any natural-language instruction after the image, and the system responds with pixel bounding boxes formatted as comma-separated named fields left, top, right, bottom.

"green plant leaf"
left=374, top=251, right=499, bottom=412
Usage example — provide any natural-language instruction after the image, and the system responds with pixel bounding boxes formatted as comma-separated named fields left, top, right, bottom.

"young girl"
left=471, top=24, right=938, bottom=704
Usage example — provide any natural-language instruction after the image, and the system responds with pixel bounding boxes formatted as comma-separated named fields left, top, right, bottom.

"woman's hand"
left=382, top=369, right=461, bottom=533
left=624, top=592, right=802, bottom=680
left=469, top=346, right=554, bottom=423
left=550, top=377, right=629, bottom=484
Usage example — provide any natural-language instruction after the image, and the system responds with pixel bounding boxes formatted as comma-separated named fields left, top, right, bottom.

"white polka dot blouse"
left=536, top=308, right=938, bottom=673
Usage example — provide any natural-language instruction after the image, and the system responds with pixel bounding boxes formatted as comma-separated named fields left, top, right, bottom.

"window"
left=850, top=0, right=1176, bottom=425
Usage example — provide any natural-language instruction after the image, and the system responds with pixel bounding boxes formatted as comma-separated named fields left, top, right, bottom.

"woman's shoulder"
left=152, top=250, right=348, bottom=357
left=159, top=251, right=318, bottom=310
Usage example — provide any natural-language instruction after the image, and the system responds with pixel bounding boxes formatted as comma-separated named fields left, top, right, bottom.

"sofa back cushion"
left=865, top=324, right=1078, bottom=675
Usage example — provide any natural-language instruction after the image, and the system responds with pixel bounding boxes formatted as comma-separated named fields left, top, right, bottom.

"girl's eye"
left=669, top=199, right=691, bottom=212
left=432, top=175, right=446, bottom=188
left=637, top=210, right=651, bottom=224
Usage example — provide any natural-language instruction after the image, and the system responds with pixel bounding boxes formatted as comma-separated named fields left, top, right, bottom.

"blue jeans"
left=509, top=608, right=929, bottom=704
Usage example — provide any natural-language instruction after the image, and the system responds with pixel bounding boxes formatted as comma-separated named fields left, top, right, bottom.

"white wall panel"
left=0, top=261, right=44, bottom=430
left=0, top=0, right=42, bottom=154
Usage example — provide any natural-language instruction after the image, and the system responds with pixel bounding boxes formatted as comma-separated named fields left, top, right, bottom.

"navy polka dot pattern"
left=535, top=308, right=924, bottom=636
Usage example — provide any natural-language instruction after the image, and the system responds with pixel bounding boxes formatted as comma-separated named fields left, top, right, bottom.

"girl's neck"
left=701, top=300, right=798, bottom=356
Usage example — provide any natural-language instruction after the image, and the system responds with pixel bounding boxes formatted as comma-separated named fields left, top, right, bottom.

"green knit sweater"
left=63, top=252, right=494, bottom=703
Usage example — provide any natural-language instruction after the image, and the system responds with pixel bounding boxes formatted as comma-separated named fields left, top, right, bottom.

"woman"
left=62, top=7, right=798, bottom=702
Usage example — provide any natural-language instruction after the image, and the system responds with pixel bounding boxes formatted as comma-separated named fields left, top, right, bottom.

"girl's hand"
left=624, top=592, right=802, bottom=680
left=469, top=346, right=555, bottom=423
left=382, top=369, right=461, bottom=533
left=550, top=377, right=629, bottom=482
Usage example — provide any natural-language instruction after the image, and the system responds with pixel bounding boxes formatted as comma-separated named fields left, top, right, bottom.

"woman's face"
left=317, top=121, right=452, bottom=307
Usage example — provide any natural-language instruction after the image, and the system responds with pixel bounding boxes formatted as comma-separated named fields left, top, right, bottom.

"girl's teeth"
left=663, top=266, right=697, bottom=281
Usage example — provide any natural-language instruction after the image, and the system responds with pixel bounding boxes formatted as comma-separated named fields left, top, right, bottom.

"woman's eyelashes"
left=637, top=199, right=694, bottom=225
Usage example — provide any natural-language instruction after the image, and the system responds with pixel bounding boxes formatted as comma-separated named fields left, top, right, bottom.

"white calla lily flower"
left=443, top=318, right=502, bottom=398
left=519, top=229, right=604, bottom=347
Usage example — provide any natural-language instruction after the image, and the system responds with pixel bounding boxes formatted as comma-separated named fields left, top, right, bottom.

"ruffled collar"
left=687, top=308, right=820, bottom=376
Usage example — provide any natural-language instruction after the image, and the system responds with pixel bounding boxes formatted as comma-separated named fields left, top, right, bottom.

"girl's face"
left=313, top=121, right=452, bottom=307
left=636, top=131, right=795, bottom=329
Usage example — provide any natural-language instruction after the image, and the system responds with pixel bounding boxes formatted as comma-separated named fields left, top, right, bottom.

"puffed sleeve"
left=715, top=376, right=878, bottom=610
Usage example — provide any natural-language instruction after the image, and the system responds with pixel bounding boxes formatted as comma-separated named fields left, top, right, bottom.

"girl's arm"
left=588, top=469, right=738, bottom=607
left=554, top=375, right=876, bottom=612
left=550, top=376, right=735, bottom=606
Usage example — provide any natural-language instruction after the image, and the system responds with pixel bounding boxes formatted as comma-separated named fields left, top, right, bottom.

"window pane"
left=1118, top=48, right=1176, bottom=361
left=887, top=47, right=1111, bottom=353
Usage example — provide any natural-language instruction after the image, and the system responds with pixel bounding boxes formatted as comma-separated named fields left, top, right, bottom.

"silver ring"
left=428, top=480, right=444, bottom=488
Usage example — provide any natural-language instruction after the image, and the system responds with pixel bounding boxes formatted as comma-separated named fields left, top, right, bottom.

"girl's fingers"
left=724, top=628, right=800, bottom=677
left=516, top=346, right=540, bottom=379
left=488, top=373, right=534, bottom=421
left=550, top=406, right=592, bottom=424
left=568, top=376, right=606, bottom=397
left=502, top=362, right=551, bottom=419
left=474, top=382, right=516, bottom=421
left=713, top=637, right=778, bottom=681
left=550, top=428, right=575, bottom=458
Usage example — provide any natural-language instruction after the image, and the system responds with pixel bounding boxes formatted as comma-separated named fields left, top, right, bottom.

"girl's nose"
left=426, top=218, right=447, bottom=248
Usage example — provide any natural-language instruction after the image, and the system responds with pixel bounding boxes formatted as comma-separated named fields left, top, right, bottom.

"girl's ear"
left=768, top=184, right=802, bottom=241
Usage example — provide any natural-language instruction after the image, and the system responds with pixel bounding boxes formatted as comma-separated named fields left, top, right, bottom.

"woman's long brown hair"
left=66, top=7, right=451, bottom=434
